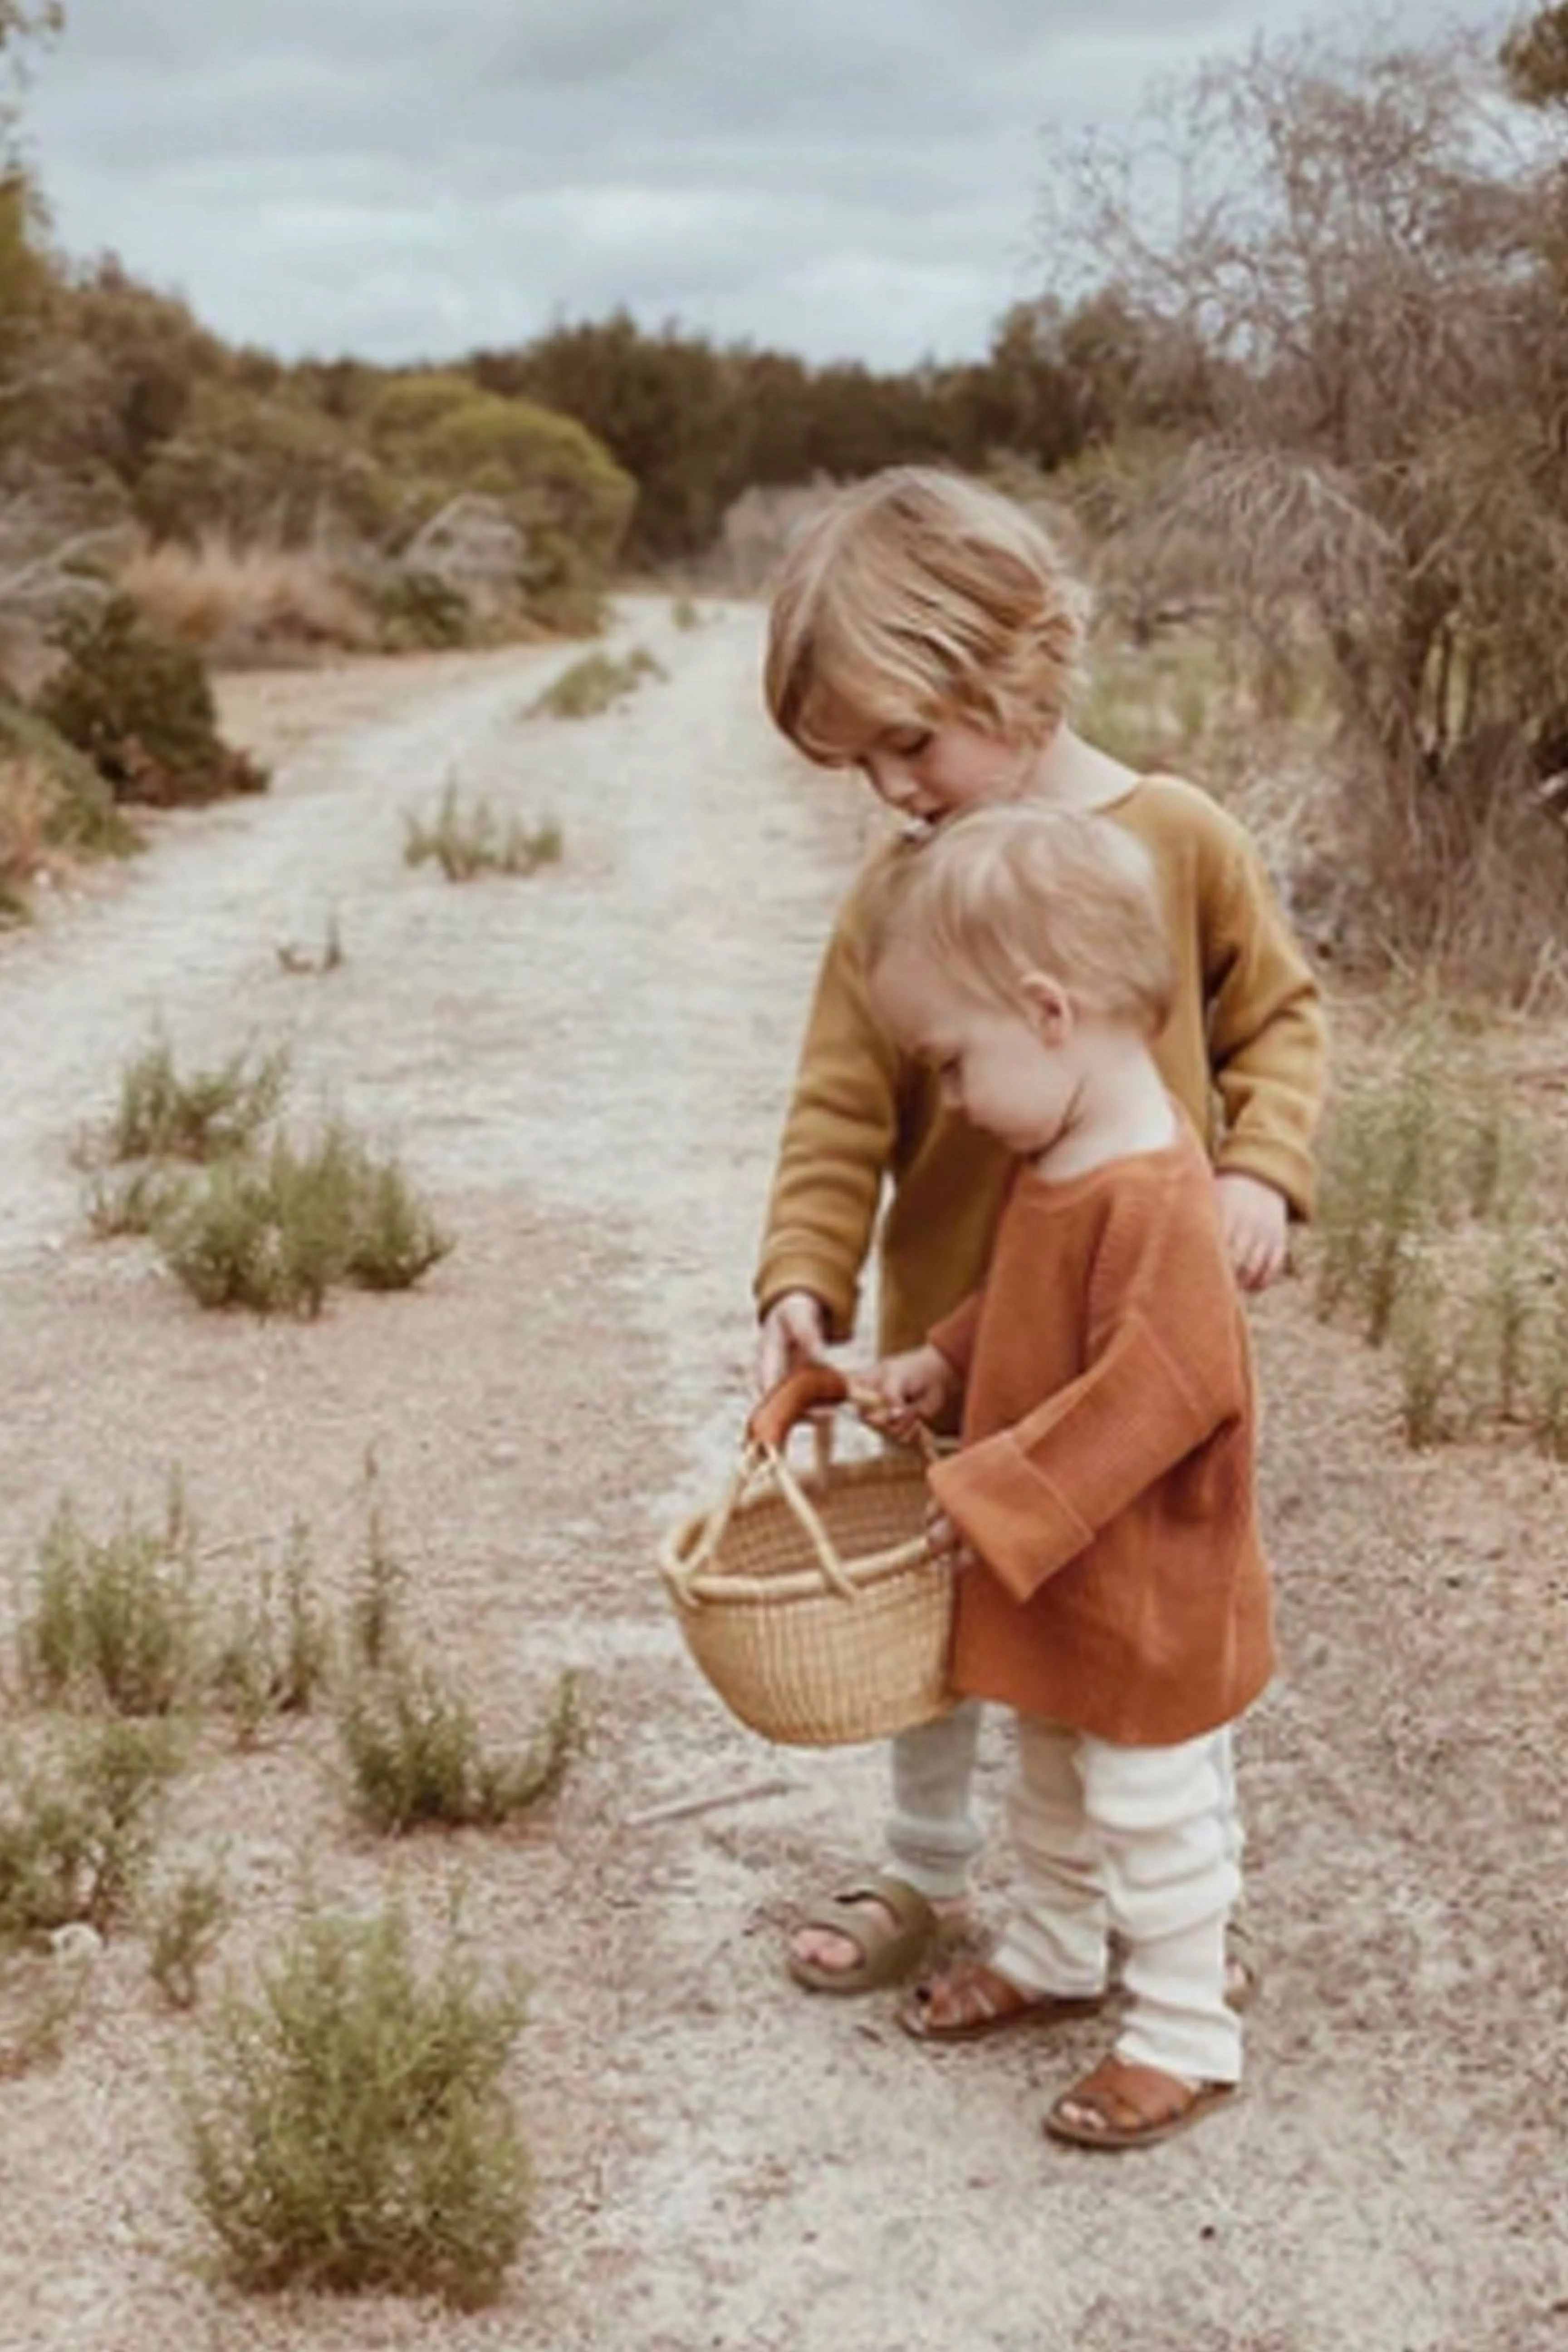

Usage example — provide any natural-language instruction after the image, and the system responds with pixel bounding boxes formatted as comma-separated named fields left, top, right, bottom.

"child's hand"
left=855, top=1343, right=953, bottom=1437
left=925, top=1505, right=975, bottom=1574
left=755, top=1290, right=828, bottom=1394
left=1215, top=1171, right=1289, bottom=1293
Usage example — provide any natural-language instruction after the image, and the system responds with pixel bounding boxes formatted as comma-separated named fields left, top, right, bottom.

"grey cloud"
left=31, top=0, right=1502, bottom=369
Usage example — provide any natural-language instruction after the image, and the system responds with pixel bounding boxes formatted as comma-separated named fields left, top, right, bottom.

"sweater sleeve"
left=1202, top=827, right=1328, bottom=1221
left=752, top=895, right=901, bottom=1342
left=926, top=1197, right=1247, bottom=1602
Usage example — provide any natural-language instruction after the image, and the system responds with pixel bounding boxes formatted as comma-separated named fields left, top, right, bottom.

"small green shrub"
left=0, top=1721, right=181, bottom=1944
left=102, top=1038, right=289, bottom=1165
left=526, top=646, right=663, bottom=720
left=671, top=596, right=703, bottom=631
left=146, top=1866, right=229, bottom=2010
left=34, top=593, right=269, bottom=807
left=157, top=1122, right=453, bottom=1317
left=18, top=1491, right=205, bottom=1716
left=0, top=697, right=138, bottom=860
left=0, top=1950, right=93, bottom=2079
left=181, top=1902, right=529, bottom=2307
left=339, top=1660, right=578, bottom=1836
left=209, top=1523, right=332, bottom=1745
left=403, top=780, right=563, bottom=882
left=372, top=569, right=474, bottom=651
left=84, top=1161, right=189, bottom=1240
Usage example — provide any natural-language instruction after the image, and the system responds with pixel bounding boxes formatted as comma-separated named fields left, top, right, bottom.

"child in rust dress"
left=857, top=801, right=1274, bottom=2148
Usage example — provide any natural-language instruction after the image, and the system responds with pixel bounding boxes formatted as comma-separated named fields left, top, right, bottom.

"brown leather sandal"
left=1045, top=2053, right=1236, bottom=2149
left=899, top=1957, right=1105, bottom=2043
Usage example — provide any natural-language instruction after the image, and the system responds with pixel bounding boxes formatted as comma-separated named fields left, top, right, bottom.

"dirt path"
left=0, top=606, right=1564, bottom=2352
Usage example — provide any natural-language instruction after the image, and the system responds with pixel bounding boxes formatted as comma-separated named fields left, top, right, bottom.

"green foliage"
left=368, top=372, right=633, bottom=628
left=403, top=779, right=562, bottom=881
left=35, top=594, right=268, bottom=806
left=146, top=1866, right=228, bottom=2010
left=209, top=1522, right=332, bottom=1745
left=338, top=1658, right=578, bottom=1836
left=181, top=1902, right=530, bottom=2307
left=136, top=379, right=395, bottom=547
left=157, top=1122, right=453, bottom=1317
left=18, top=1490, right=205, bottom=1716
left=371, top=568, right=473, bottom=650
left=102, top=1037, right=289, bottom=1164
left=0, top=1720, right=180, bottom=1944
left=0, top=1946, right=91, bottom=2079
left=526, top=646, right=663, bottom=720
left=1310, top=1006, right=1568, bottom=1454
left=0, top=697, right=137, bottom=859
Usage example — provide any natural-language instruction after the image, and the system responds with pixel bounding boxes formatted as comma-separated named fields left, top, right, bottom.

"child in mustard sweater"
left=859, top=801, right=1271, bottom=2148
left=754, top=466, right=1324, bottom=1999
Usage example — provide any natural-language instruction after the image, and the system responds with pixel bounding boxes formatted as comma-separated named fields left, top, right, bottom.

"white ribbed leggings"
left=888, top=1700, right=1243, bottom=2084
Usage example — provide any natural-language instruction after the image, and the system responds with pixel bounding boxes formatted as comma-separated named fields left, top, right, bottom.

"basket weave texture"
left=660, top=1421, right=953, bottom=1749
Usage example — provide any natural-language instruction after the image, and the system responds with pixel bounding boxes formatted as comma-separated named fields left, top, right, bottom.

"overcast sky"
left=25, top=0, right=1508, bottom=370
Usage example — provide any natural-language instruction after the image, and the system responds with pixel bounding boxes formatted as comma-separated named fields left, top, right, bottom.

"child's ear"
left=1018, top=970, right=1074, bottom=1044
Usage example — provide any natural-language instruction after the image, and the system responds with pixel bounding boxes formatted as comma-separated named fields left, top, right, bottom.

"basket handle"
left=746, top=1363, right=849, bottom=1451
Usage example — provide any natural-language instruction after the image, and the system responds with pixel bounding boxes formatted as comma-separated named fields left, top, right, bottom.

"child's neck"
left=1032, top=1043, right=1175, bottom=1184
left=1024, top=726, right=1139, bottom=813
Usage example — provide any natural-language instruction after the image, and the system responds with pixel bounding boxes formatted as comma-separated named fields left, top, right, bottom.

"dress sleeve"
left=926, top=1201, right=1247, bottom=1602
left=1203, top=828, right=1328, bottom=1220
left=752, top=898, right=901, bottom=1343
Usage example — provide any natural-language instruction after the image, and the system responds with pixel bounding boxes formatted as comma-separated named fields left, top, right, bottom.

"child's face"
left=870, top=943, right=1083, bottom=1162
left=812, top=701, right=1039, bottom=829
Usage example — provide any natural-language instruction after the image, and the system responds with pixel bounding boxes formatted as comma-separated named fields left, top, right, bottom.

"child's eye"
left=888, top=730, right=933, bottom=759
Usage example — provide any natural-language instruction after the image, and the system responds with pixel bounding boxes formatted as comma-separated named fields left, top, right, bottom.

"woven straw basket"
left=658, top=1365, right=953, bottom=1748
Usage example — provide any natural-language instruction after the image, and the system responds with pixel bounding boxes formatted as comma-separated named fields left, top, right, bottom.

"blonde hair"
left=764, top=466, right=1091, bottom=761
left=863, top=804, right=1175, bottom=1037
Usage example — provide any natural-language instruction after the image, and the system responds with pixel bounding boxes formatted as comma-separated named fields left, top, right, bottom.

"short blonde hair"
left=863, top=804, right=1175, bottom=1037
left=765, top=467, right=1091, bottom=761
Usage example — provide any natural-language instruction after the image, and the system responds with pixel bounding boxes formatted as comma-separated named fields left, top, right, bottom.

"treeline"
left=468, top=292, right=1188, bottom=565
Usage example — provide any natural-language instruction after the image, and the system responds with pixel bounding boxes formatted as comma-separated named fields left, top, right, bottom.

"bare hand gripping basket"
left=658, top=1365, right=954, bottom=1748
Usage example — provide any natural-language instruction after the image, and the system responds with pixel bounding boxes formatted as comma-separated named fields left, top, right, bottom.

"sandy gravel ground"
left=0, top=603, right=1564, bottom=2352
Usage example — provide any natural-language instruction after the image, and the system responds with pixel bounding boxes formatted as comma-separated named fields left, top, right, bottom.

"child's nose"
left=864, top=753, right=919, bottom=808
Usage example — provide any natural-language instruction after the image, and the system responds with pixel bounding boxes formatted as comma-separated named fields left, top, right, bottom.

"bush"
left=368, top=373, right=633, bottom=631
left=99, top=1037, right=289, bottom=1165
left=0, top=698, right=137, bottom=903
left=181, top=1902, right=530, bottom=2307
left=121, top=535, right=378, bottom=662
left=0, top=1720, right=181, bottom=1944
left=145, top=1866, right=228, bottom=2010
left=157, top=1122, right=453, bottom=1316
left=403, top=781, right=562, bottom=881
left=339, top=1660, right=578, bottom=1835
left=525, top=646, right=663, bottom=720
left=34, top=593, right=268, bottom=806
left=18, top=1492, right=206, bottom=1717
left=371, top=569, right=474, bottom=651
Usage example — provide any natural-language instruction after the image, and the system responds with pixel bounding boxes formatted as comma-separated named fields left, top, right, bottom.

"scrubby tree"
left=1035, top=21, right=1568, bottom=986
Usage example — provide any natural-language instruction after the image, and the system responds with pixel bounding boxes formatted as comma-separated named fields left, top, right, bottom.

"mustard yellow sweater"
left=755, top=776, right=1327, bottom=1355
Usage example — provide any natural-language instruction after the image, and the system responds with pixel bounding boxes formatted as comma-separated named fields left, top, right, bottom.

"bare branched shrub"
left=1038, top=24, right=1568, bottom=996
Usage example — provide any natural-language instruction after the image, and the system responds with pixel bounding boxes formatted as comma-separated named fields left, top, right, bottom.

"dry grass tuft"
left=121, top=537, right=378, bottom=664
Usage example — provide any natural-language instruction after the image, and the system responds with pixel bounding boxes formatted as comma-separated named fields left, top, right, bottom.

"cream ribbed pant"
left=989, top=1715, right=1242, bottom=2085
